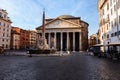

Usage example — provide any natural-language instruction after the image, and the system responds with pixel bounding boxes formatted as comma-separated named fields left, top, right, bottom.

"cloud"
left=0, top=0, right=99, bottom=36
left=0, top=0, right=43, bottom=29
left=71, top=1, right=84, bottom=15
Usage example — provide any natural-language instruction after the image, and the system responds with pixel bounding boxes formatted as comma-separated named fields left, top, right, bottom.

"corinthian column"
left=61, top=32, right=63, bottom=51
left=54, top=32, right=56, bottom=49
left=79, top=32, right=81, bottom=51
left=73, top=32, right=75, bottom=51
left=67, top=32, right=69, bottom=51
left=48, top=33, right=51, bottom=48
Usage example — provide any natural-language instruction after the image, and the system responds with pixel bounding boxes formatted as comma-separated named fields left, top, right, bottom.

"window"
left=115, top=32, right=117, bottom=36
left=111, top=33, right=114, bottom=37
left=114, top=19, right=117, bottom=27
left=107, top=34, right=109, bottom=38
left=2, top=23, right=4, bottom=26
left=103, top=9, right=104, bottom=15
left=111, top=21, right=113, bottom=27
left=107, top=3, right=109, bottom=10
left=113, top=0, right=115, bottom=3
left=3, top=33, right=5, bottom=37
left=107, top=14, right=109, bottom=22
left=119, top=31, right=120, bottom=35
left=0, top=12, right=2, bottom=17
left=114, top=5, right=116, bottom=11
left=117, top=31, right=119, bottom=35
left=107, top=24, right=108, bottom=30
left=110, top=0, right=112, bottom=6
left=7, top=34, right=9, bottom=37
left=7, top=24, right=9, bottom=28
left=2, top=39, right=4, bottom=42
left=4, top=23, right=5, bottom=27
left=6, top=39, right=8, bottom=42
left=111, top=9, right=113, bottom=15
left=119, top=16, right=120, bottom=24
left=3, top=28, right=5, bottom=31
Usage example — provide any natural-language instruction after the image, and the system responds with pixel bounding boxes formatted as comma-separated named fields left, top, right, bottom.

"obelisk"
left=41, top=10, right=48, bottom=49
left=37, top=10, right=48, bottom=50
left=42, top=10, right=45, bottom=46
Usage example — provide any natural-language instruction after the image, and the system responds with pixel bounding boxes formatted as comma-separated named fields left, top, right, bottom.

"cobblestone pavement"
left=0, top=52, right=120, bottom=80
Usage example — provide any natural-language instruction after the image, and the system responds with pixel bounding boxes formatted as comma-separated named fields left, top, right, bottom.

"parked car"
left=88, top=45, right=102, bottom=56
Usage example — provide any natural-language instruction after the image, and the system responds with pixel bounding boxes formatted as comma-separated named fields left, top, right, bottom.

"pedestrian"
left=0, top=46, right=5, bottom=55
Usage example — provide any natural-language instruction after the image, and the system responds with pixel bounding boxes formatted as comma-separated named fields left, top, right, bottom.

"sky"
left=0, top=0, right=99, bottom=36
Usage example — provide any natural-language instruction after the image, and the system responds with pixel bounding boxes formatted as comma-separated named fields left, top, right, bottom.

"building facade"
left=98, top=0, right=120, bottom=48
left=89, top=34, right=97, bottom=46
left=20, top=29, right=30, bottom=49
left=10, top=27, right=20, bottom=49
left=0, top=9, right=12, bottom=49
left=29, top=30, right=37, bottom=48
left=10, top=27, right=36, bottom=50
left=37, top=15, right=89, bottom=51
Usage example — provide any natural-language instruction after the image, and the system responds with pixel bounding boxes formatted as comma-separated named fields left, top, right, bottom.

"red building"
left=20, top=29, right=30, bottom=49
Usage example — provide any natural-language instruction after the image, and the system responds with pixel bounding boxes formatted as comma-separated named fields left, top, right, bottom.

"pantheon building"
left=36, top=15, right=89, bottom=51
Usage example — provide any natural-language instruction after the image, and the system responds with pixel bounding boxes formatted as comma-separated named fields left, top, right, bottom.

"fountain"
left=37, top=10, right=49, bottom=50
left=28, top=10, right=56, bottom=55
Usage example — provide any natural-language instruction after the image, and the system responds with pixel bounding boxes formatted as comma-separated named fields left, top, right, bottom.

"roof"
left=36, top=15, right=88, bottom=30
left=58, top=15, right=75, bottom=18
left=36, top=17, right=81, bottom=30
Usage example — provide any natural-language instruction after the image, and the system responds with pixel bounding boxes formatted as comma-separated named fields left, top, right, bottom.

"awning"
left=107, top=43, right=120, bottom=46
left=92, top=44, right=104, bottom=47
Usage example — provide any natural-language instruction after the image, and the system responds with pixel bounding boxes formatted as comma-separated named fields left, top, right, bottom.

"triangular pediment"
left=45, top=18, right=81, bottom=29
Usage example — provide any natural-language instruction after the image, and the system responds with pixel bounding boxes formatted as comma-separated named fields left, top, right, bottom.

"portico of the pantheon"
left=36, top=15, right=89, bottom=51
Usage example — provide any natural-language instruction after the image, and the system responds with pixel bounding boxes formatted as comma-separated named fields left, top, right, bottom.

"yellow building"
left=29, top=30, right=37, bottom=48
